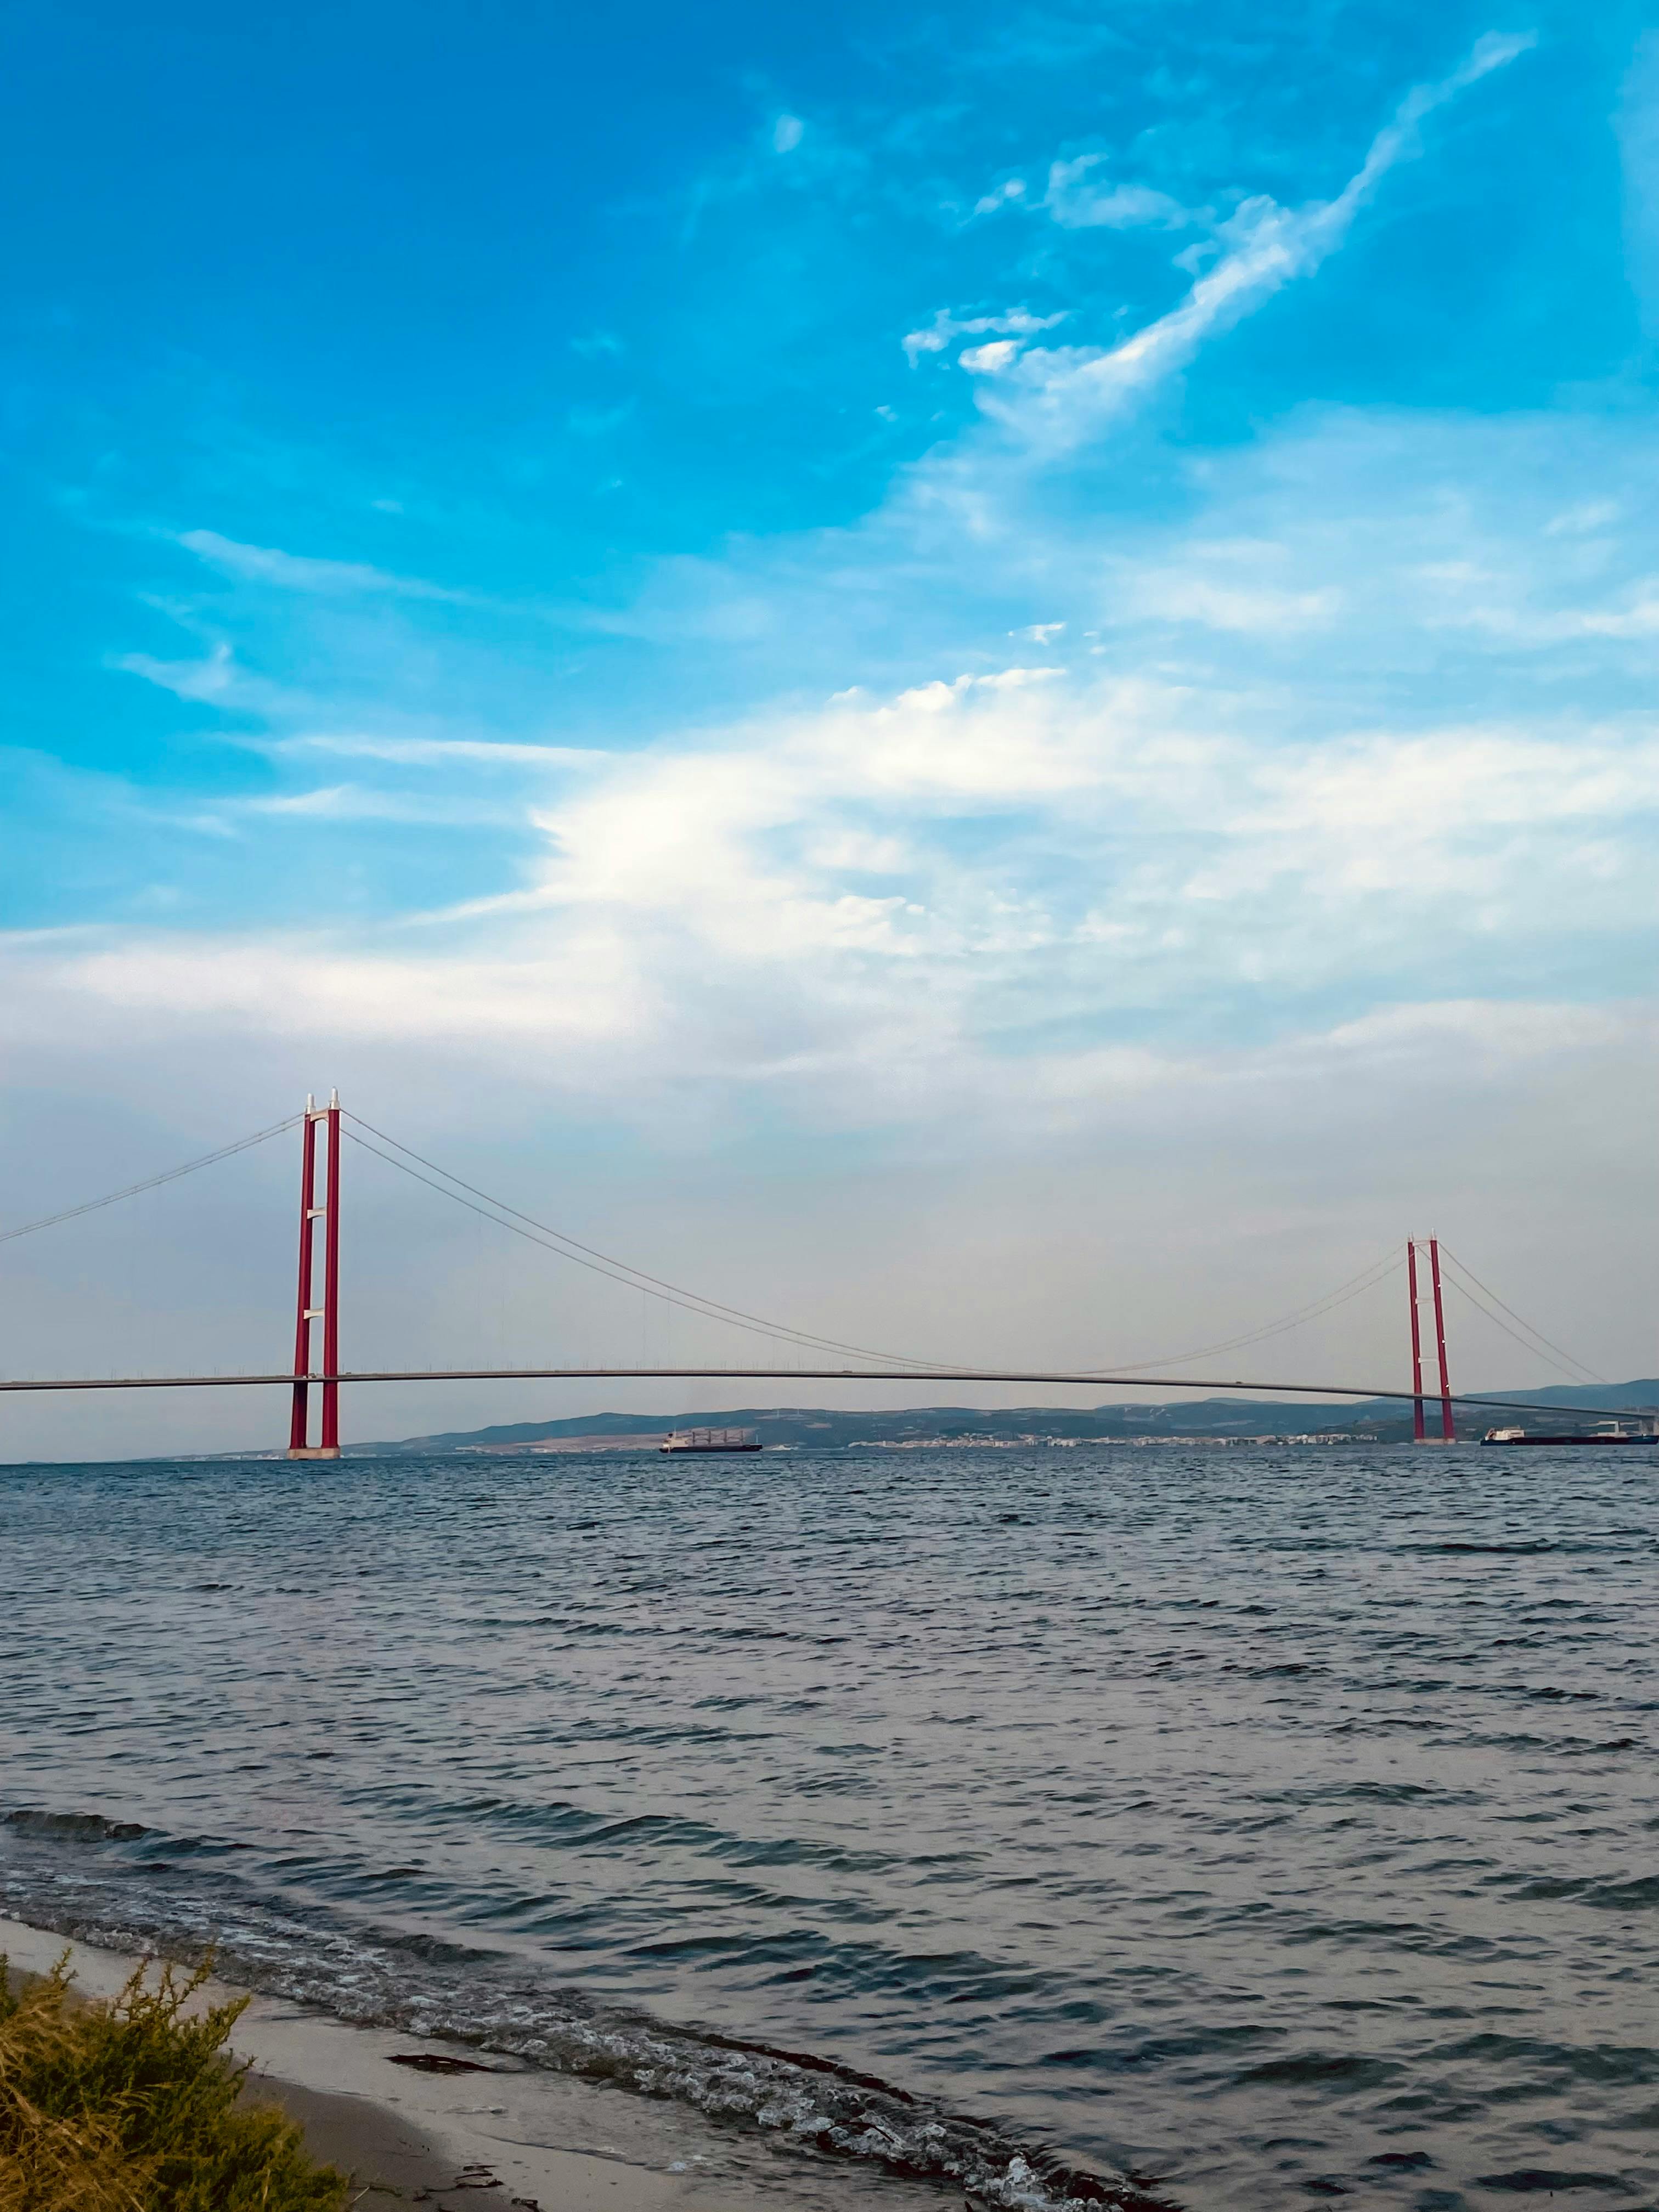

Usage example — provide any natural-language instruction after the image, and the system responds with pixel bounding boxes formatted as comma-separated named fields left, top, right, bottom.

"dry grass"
left=0, top=1952, right=348, bottom=2212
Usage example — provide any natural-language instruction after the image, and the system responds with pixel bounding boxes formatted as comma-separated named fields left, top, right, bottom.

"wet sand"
left=1, top=1916, right=927, bottom=2212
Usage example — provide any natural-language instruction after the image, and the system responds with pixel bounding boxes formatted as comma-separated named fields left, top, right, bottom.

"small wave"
left=4, top=1809, right=151, bottom=1844
left=1578, top=1874, right=1659, bottom=1912
left=1436, top=2033, right=1659, bottom=2086
left=1236, top=2051, right=1398, bottom=2090
left=1402, top=1541, right=1558, bottom=1556
left=1473, top=2167, right=1629, bottom=2194
left=355, top=1787, right=903, bottom=1877
left=0, top=1809, right=1170, bottom=2212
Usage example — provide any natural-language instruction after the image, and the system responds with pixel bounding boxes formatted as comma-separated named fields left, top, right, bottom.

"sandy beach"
left=0, top=1916, right=936, bottom=2212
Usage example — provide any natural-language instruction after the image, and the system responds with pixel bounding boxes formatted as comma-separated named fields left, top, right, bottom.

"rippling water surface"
left=2, top=1445, right=1657, bottom=2210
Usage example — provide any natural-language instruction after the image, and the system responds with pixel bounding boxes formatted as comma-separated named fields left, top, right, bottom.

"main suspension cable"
left=1085, top=1248, right=1404, bottom=1376
left=1435, top=1245, right=1604, bottom=1385
left=342, top=1121, right=983, bottom=1374
left=1437, top=1272, right=1603, bottom=1387
left=347, top=1115, right=1607, bottom=1397
left=346, top=1116, right=1426, bottom=1390
left=0, top=1115, right=303, bottom=1248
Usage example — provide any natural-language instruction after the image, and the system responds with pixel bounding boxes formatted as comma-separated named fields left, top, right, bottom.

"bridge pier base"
left=288, top=1445, right=341, bottom=1459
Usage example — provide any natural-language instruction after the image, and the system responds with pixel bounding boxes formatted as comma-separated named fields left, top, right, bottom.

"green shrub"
left=0, top=1953, right=348, bottom=2212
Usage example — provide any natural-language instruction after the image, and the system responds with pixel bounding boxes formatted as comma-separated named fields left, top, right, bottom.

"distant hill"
left=347, top=1379, right=1659, bottom=1455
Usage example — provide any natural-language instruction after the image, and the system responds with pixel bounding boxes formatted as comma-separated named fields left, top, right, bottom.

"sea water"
left=2, top=1445, right=1656, bottom=2211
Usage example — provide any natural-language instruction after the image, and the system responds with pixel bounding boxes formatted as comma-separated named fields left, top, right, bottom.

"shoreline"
left=0, top=1915, right=946, bottom=2212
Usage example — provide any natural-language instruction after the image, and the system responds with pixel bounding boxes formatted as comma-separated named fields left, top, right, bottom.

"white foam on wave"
left=0, top=1821, right=1156, bottom=2212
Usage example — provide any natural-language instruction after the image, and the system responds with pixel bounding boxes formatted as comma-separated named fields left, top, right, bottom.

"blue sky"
left=3, top=0, right=1658, bottom=1448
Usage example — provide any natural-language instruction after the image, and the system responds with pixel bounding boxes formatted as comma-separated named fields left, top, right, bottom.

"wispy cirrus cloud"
left=239, top=784, right=524, bottom=826
left=268, top=733, right=604, bottom=768
left=111, top=640, right=308, bottom=716
left=956, top=32, right=1534, bottom=445
left=176, top=528, right=474, bottom=602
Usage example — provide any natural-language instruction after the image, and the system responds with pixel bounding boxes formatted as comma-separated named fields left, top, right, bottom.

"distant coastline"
left=340, top=1376, right=1659, bottom=1457
left=77, top=1380, right=1659, bottom=1466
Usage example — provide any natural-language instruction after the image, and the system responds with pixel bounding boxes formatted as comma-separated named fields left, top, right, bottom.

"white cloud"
left=176, top=529, right=470, bottom=602
left=1544, top=499, right=1621, bottom=537
left=901, top=307, right=1067, bottom=365
left=972, top=177, right=1028, bottom=216
left=1427, top=575, right=1659, bottom=643
left=1186, top=724, right=1659, bottom=903
left=958, top=339, right=1021, bottom=374
left=114, top=642, right=314, bottom=721
left=270, top=733, right=603, bottom=768
left=115, top=639, right=239, bottom=701
left=1042, top=157, right=1193, bottom=231
left=1122, top=569, right=1341, bottom=633
left=772, top=113, right=805, bottom=153
left=239, top=785, right=519, bottom=826
left=966, top=32, right=1536, bottom=455
left=10, top=668, right=1657, bottom=1137
left=1570, top=589, right=1659, bottom=638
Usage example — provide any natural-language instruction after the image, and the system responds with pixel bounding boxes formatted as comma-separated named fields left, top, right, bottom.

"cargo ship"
left=1481, top=1420, right=1657, bottom=1447
left=659, top=1426, right=762, bottom=1454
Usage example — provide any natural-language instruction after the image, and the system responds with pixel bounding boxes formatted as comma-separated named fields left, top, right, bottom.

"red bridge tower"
left=1406, top=1236, right=1455, bottom=1443
left=289, top=1090, right=341, bottom=1459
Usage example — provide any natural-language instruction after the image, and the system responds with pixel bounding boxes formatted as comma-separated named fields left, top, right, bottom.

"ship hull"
left=659, top=1442, right=762, bottom=1454
left=1480, top=1434, right=1655, bottom=1447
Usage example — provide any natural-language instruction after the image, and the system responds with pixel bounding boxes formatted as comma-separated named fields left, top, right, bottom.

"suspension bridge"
left=0, top=1092, right=1631, bottom=1456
